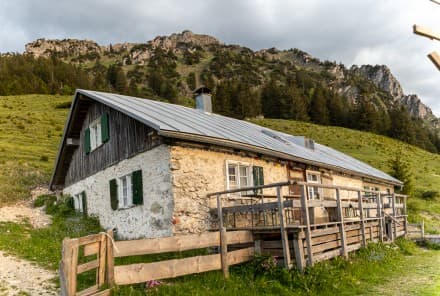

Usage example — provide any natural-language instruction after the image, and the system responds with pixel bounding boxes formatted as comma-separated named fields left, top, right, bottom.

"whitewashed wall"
left=63, top=144, right=173, bottom=240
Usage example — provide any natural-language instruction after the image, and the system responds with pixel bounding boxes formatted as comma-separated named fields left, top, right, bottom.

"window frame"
left=89, top=117, right=103, bottom=151
left=118, top=173, right=133, bottom=209
left=73, top=193, right=84, bottom=212
left=225, top=160, right=254, bottom=193
left=306, top=170, right=322, bottom=200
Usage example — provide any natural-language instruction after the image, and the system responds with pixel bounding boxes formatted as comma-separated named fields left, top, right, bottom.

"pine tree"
left=388, top=154, right=413, bottom=195
left=309, top=86, right=329, bottom=125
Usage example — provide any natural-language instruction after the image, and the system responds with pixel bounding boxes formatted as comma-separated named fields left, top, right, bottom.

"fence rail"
left=60, top=230, right=254, bottom=296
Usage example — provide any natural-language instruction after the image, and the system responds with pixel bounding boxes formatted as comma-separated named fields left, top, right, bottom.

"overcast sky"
left=1, top=0, right=439, bottom=116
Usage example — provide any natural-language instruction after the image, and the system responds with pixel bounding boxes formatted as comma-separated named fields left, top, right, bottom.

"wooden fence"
left=60, top=230, right=254, bottom=296
left=407, top=221, right=425, bottom=240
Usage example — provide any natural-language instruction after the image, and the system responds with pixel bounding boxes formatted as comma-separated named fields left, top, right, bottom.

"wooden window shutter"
left=109, top=179, right=118, bottom=210
left=81, top=191, right=88, bottom=216
left=132, top=170, right=143, bottom=205
left=253, top=166, right=264, bottom=194
left=101, top=113, right=110, bottom=143
left=84, top=128, right=91, bottom=155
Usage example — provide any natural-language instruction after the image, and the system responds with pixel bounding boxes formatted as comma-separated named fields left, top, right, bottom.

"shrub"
left=421, top=190, right=439, bottom=200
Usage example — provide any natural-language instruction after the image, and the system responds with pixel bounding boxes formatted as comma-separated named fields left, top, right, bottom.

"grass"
left=251, top=119, right=440, bottom=233
left=0, top=94, right=70, bottom=205
left=0, top=201, right=101, bottom=270
left=110, top=239, right=440, bottom=296
left=2, top=95, right=440, bottom=294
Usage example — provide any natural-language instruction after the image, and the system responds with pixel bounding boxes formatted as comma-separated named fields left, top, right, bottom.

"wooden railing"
left=60, top=230, right=254, bottom=296
left=208, top=181, right=408, bottom=271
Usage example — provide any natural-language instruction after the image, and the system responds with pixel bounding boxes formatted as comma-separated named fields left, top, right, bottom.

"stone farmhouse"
left=50, top=88, right=402, bottom=239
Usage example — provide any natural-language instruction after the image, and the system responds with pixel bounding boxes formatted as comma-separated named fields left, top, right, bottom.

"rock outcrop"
left=351, top=65, right=436, bottom=120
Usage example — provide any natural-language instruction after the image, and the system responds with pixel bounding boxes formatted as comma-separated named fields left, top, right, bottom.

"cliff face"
left=350, top=65, right=436, bottom=121
left=23, top=31, right=438, bottom=126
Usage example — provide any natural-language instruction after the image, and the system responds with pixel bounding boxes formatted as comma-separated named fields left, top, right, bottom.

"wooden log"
left=106, top=230, right=115, bottom=287
left=358, top=191, right=367, bottom=247
left=277, top=186, right=291, bottom=268
left=300, top=185, right=314, bottom=266
left=336, top=189, right=348, bottom=258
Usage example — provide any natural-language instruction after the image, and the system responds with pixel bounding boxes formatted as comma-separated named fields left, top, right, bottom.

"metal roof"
left=55, top=89, right=402, bottom=185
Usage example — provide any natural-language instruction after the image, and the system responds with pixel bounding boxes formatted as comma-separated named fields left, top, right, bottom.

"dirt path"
left=0, top=187, right=58, bottom=295
left=0, top=250, right=58, bottom=296
left=366, top=249, right=440, bottom=296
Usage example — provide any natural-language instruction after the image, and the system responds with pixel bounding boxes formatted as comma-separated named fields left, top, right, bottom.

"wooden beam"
left=66, top=138, right=80, bottom=146
left=428, top=51, right=440, bottom=71
left=377, top=193, right=384, bottom=242
left=392, top=193, right=397, bottom=241
left=413, top=25, right=440, bottom=41
left=357, top=191, right=367, bottom=247
left=98, top=233, right=107, bottom=287
left=114, top=248, right=254, bottom=285
left=292, top=232, right=305, bottom=271
left=300, top=185, right=314, bottom=266
left=77, top=259, right=99, bottom=274
left=336, top=189, right=348, bottom=258
left=217, top=194, right=229, bottom=279
left=277, top=186, right=291, bottom=268
left=106, top=230, right=115, bottom=287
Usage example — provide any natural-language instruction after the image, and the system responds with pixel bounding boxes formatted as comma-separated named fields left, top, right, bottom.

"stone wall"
left=63, top=144, right=173, bottom=240
left=170, top=145, right=289, bottom=234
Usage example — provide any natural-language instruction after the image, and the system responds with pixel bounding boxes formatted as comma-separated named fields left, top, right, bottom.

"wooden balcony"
left=208, top=181, right=408, bottom=271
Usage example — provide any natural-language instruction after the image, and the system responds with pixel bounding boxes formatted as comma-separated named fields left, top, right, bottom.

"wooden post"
left=421, top=220, right=425, bottom=239
left=217, top=194, right=229, bottom=278
left=60, top=238, right=70, bottom=296
left=292, top=232, right=305, bottom=271
left=98, top=233, right=107, bottom=287
left=300, top=185, right=314, bottom=266
left=392, top=193, right=397, bottom=241
left=377, top=193, right=384, bottom=242
left=106, top=230, right=115, bottom=287
left=61, top=238, right=79, bottom=296
left=403, top=195, right=408, bottom=236
left=357, top=191, right=367, bottom=247
left=336, top=189, right=348, bottom=258
left=254, top=240, right=262, bottom=255
left=277, top=186, right=291, bottom=269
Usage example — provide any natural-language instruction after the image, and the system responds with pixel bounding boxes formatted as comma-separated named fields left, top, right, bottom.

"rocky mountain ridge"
left=24, top=30, right=438, bottom=126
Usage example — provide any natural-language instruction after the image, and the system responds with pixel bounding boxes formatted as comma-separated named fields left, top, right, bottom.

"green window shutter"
left=253, top=166, right=264, bottom=194
left=109, top=179, right=118, bottom=210
left=84, top=128, right=91, bottom=155
left=132, top=170, right=143, bottom=205
left=101, top=113, right=110, bottom=143
left=81, top=191, right=88, bottom=216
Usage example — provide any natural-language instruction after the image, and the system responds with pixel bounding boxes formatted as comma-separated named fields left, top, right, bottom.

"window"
left=73, top=191, right=87, bottom=215
left=306, top=171, right=322, bottom=200
left=109, top=170, right=143, bottom=210
left=119, top=174, right=133, bottom=209
left=89, top=118, right=102, bottom=151
left=73, top=193, right=83, bottom=212
left=226, top=161, right=253, bottom=190
left=84, top=113, right=110, bottom=154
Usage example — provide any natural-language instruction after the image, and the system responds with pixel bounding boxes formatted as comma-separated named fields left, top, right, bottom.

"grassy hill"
left=0, top=94, right=439, bottom=232
left=0, top=94, right=70, bottom=204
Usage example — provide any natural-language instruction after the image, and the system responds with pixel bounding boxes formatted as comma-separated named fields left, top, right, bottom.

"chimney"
left=194, top=86, right=212, bottom=113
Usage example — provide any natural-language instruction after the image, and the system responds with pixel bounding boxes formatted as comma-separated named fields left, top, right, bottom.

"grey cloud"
left=0, top=0, right=439, bottom=115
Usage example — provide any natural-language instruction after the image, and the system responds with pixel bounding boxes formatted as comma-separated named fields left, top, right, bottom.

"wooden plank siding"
left=64, top=101, right=161, bottom=186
